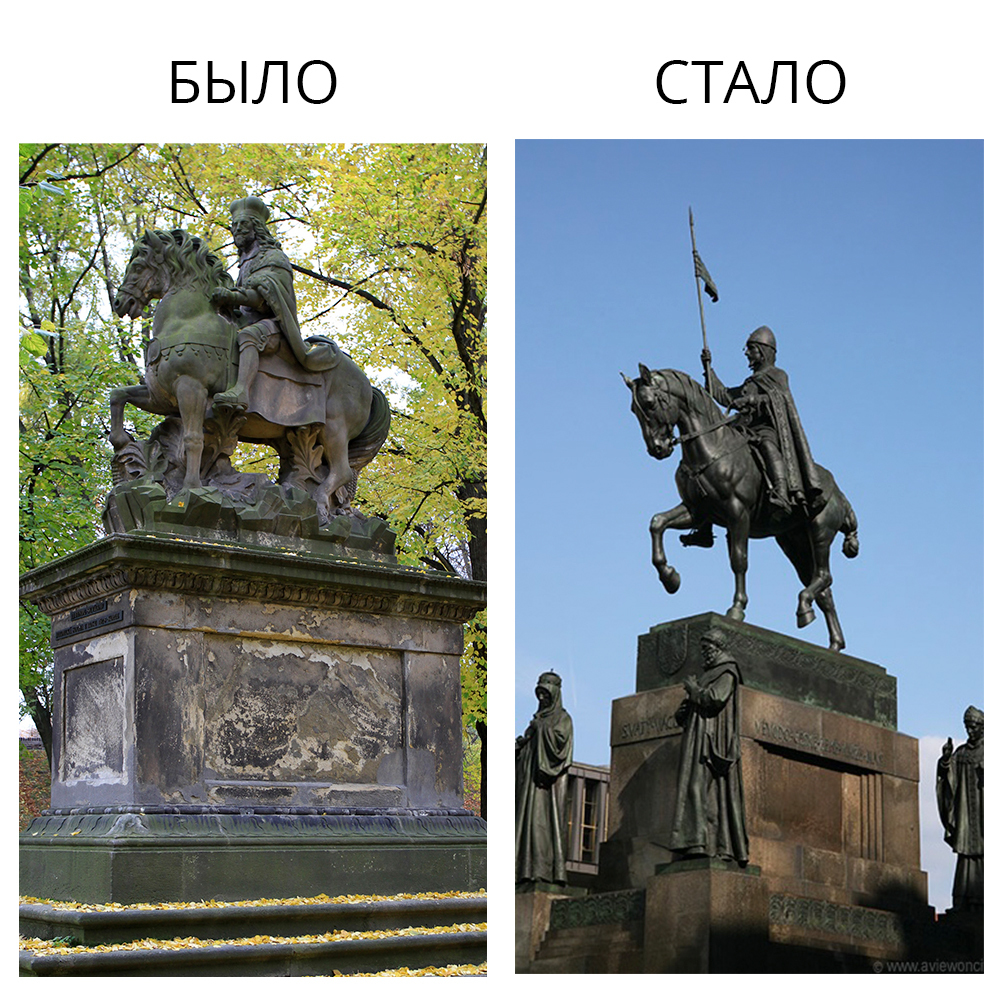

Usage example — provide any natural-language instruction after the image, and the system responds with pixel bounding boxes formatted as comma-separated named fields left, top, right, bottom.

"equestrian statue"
left=622, top=213, right=858, bottom=651
left=109, top=197, right=389, bottom=524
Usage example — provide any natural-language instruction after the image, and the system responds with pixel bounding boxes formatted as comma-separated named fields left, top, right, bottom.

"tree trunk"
left=475, top=719, right=487, bottom=821
left=22, top=686, right=53, bottom=770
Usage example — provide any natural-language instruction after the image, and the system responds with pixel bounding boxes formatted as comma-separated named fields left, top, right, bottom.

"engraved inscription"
left=620, top=715, right=682, bottom=742
left=70, top=599, right=108, bottom=621
left=55, top=610, right=124, bottom=641
left=754, top=719, right=884, bottom=768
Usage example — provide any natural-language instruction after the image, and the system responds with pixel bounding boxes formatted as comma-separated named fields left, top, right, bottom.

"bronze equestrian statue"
left=623, top=328, right=858, bottom=651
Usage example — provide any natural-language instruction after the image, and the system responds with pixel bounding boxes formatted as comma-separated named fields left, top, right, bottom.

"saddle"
left=249, top=336, right=335, bottom=427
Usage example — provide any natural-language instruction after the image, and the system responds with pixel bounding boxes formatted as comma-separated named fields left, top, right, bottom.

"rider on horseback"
left=212, top=196, right=337, bottom=411
left=701, top=326, right=824, bottom=517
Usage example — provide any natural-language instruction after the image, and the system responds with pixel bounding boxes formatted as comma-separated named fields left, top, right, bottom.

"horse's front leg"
left=650, top=503, right=695, bottom=594
left=109, top=384, right=151, bottom=450
left=174, top=374, right=209, bottom=490
left=724, top=508, right=750, bottom=621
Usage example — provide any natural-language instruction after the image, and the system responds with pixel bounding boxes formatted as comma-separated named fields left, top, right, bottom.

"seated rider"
left=211, top=196, right=336, bottom=411
left=702, top=325, right=824, bottom=517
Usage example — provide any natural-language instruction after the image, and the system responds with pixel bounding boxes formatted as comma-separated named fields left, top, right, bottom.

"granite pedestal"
left=20, top=529, right=486, bottom=903
left=526, top=613, right=935, bottom=972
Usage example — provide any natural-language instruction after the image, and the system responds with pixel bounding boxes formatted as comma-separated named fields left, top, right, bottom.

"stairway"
left=19, top=893, right=486, bottom=977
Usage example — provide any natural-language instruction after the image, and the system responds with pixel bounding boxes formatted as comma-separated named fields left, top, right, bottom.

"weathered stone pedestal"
left=525, top=613, right=937, bottom=973
left=20, top=526, right=486, bottom=903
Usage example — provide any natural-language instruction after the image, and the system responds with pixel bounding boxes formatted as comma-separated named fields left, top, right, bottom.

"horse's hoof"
left=658, top=567, right=680, bottom=594
left=726, top=607, right=745, bottom=622
left=797, top=608, right=816, bottom=628
left=829, top=640, right=845, bottom=653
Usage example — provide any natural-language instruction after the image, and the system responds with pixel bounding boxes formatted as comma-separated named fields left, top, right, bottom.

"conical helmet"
left=746, top=325, right=776, bottom=351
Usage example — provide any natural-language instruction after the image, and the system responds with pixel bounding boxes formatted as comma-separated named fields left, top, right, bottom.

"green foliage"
left=462, top=724, right=483, bottom=816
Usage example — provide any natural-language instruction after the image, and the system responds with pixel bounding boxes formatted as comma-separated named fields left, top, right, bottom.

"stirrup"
left=680, top=525, right=715, bottom=548
left=768, top=487, right=792, bottom=513
left=214, top=386, right=249, bottom=411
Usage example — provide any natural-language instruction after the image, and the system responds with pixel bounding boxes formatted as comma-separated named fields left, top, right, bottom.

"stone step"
left=20, top=894, right=486, bottom=946
left=19, top=928, right=486, bottom=977
left=531, top=920, right=644, bottom=973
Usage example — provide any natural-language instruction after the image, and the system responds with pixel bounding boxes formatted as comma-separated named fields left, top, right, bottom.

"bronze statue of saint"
left=669, top=627, right=749, bottom=864
left=701, top=326, right=822, bottom=517
left=515, top=672, right=574, bottom=885
left=937, top=705, right=984, bottom=912
left=212, top=196, right=337, bottom=410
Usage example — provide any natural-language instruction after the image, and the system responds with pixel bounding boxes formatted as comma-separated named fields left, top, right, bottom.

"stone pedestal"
left=20, top=531, right=486, bottom=903
left=515, top=885, right=570, bottom=972
left=527, top=613, right=936, bottom=972
left=644, top=860, right=769, bottom=972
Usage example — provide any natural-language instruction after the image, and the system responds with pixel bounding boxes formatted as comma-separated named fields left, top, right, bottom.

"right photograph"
left=514, top=140, right=983, bottom=973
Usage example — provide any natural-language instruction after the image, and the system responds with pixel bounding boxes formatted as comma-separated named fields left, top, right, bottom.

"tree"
left=18, top=144, right=487, bottom=805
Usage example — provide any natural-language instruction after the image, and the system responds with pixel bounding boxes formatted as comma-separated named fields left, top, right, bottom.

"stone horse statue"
left=110, top=229, right=389, bottom=520
left=623, top=364, right=858, bottom=651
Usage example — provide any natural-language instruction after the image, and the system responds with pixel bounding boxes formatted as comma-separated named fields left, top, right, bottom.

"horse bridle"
left=634, top=376, right=737, bottom=450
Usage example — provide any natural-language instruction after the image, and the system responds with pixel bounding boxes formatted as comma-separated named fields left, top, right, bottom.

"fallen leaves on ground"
left=330, top=962, right=487, bottom=976
left=19, top=889, right=486, bottom=912
left=18, top=750, right=50, bottom=832
left=19, top=922, right=487, bottom=957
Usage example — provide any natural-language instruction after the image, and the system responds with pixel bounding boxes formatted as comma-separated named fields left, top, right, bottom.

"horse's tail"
left=840, top=497, right=859, bottom=559
left=348, top=385, right=391, bottom=472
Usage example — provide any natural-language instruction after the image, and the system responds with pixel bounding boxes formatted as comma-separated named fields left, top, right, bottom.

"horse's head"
left=113, top=229, right=232, bottom=319
left=113, top=229, right=172, bottom=319
left=622, top=364, right=679, bottom=460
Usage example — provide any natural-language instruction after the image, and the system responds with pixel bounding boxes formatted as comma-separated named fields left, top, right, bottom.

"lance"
left=688, top=207, right=718, bottom=391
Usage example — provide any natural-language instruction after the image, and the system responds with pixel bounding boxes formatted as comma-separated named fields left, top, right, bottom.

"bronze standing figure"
left=515, top=673, right=574, bottom=885
left=937, top=706, right=984, bottom=912
left=669, top=626, right=748, bottom=863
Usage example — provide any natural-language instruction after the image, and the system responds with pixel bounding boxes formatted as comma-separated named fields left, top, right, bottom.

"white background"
left=7, top=0, right=993, bottom=988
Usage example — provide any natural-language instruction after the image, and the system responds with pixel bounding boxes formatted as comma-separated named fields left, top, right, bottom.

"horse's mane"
left=652, top=368, right=723, bottom=422
left=133, top=229, right=235, bottom=296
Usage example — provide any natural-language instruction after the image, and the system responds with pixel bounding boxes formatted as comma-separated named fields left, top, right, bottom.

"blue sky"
left=514, top=140, right=983, bottom=912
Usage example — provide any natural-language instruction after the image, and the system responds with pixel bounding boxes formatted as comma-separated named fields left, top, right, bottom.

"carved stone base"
left=19, top=533, right=485, bottom=903
left=21, top=808, right=486, bottom=905
left=603, top=619, right=927, bottom=909
left=525, top=615, right=943, bottom=972
left=103, top=481, right=395, bottom=562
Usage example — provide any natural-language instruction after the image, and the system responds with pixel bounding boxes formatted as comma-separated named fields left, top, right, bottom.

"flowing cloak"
left=515, top=683, right=574, bottom=883
left=669, top=659, right=749, bottom=862
left=937, top=738, right=984, bottom=909
left=708, top=364, right=823, bottom=501
left=238, top=246, right=337, bottom=372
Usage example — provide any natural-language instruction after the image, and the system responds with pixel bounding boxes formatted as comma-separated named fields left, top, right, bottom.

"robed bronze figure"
left=515, top=673, right=574, bottom=885
left=669, top=627, right=748, bottom=863
left=937, top=706, right=984, bottom=912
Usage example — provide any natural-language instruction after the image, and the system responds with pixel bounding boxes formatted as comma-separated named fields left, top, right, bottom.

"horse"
left=110, top=229, right=389, bottom=520
left=622, top=364, right=859, bottom=651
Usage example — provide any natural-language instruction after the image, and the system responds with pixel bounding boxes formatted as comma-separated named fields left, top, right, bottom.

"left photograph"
left=18, top=143, right=487, bottom=977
